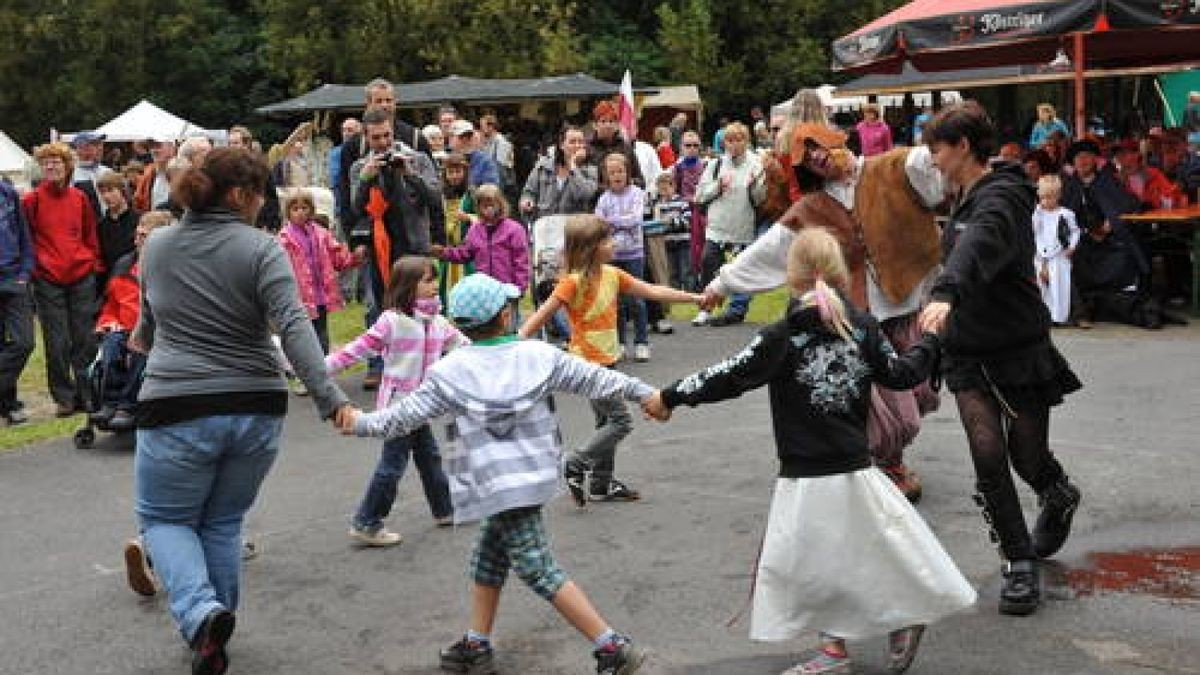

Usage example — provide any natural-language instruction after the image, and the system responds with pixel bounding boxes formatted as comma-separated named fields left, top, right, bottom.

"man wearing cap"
left=447, top=120, right=500, bottom=189
left=586, top=101, right=644, bottom=190
left=71, top=131, right=114, bottom=219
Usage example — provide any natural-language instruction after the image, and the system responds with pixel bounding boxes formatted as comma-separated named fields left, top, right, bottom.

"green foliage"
left=0, top=0, right=911, bottom=148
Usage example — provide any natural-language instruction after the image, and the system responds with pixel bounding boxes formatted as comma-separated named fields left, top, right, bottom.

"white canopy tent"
left=64, top=100, right=221, bottom=143
left=0, top=130, right=33, bottom=188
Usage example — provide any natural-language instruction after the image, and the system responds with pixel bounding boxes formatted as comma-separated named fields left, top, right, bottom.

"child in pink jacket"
left=431, top=185, right=529, bottom=326
left=278, top=190, right=361, bottom=353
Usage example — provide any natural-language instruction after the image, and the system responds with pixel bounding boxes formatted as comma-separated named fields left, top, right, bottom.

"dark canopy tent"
left=256, top=73, right=627, bottom=116
left=832, top=0, right=1200, bottom=135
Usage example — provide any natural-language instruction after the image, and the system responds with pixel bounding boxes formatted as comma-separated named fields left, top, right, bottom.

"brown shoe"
left=883, top=464, right=923, bottom=503
left=362, top=373, right=381, bottom=391
left=123, top=538, right=158, bottom=597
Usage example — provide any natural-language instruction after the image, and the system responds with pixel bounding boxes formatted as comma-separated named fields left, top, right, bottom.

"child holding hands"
left=326, top=256, right=466, bottom=545
left=520, top=215, right=702, bottom=505
left=645, top=228, right=976, bottom=674
left=339, top=272, right=655, bottom=675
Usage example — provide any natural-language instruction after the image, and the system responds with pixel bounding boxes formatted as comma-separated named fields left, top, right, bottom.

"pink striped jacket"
left=325, top=308, right=469, bottom=410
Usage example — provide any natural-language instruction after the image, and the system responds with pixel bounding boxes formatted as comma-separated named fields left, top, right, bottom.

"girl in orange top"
left=520, top=215, right=701, bottom=505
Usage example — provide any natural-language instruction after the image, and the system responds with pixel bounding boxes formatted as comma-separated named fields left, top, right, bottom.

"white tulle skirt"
left=749, top=468, right=977, bottom=641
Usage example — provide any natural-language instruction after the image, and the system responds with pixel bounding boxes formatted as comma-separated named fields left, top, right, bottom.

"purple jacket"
left=441, top=217, right=530, bottom=291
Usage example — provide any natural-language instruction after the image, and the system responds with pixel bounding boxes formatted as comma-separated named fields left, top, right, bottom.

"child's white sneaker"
left=349, top=526, right=402, bottom=547
left=634, top=344, right=651, bottom=362
left=692, top=310, right=710, bottom=326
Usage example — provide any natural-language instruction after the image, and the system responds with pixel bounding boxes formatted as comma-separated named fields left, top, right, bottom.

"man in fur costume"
left=700, top=123, right=946, bottom=501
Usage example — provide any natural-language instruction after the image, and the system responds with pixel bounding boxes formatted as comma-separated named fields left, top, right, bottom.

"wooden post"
left=1073, top=32, right=1086, bottom=139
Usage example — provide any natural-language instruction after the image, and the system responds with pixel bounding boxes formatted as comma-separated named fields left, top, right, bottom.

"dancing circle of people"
left=93, top=94, right=1084, bottom=675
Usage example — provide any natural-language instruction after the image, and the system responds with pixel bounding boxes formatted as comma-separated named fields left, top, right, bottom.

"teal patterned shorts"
left=469, top=506, right=566, bottom=601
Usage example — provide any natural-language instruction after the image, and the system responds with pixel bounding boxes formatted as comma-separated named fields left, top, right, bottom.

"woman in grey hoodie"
left=130, top=148, right=350, bottom=674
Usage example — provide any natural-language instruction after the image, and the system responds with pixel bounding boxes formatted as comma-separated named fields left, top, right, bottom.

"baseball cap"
left=72, top=131, right=106, bottom=147
left=450, top=119, right=475, bottom=136
left=449, top=273, right=521, bottom=329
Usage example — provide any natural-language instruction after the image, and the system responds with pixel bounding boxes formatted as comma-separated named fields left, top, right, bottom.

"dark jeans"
left=0, top=281, right=35, bottom=413
left=665, top=238, right=693, bottom=291
left=611, top=258, right=648, bottom=345
left=98, top=330, right=145, bottom=411
left=700, top=241, right=751, bottom=317
left=311, top=306, right=329, bottom=355
left=353, top=424, right=452, bottom=529
left=32, top=276, right=98, bottom=407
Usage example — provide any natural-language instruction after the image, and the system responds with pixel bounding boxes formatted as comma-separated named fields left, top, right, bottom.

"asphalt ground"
left=2, top=320, right=1198, bottom=674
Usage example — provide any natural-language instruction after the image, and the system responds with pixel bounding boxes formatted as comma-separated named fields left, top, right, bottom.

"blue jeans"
left=98, top=330, right=145, bottom=411
left=363, top=302, right=383, bottom=377
left=135, top=414, right=284, bottom=643
left=353, top=424, right=452, bottom=529
left=611, top=258, right=648, bottom=345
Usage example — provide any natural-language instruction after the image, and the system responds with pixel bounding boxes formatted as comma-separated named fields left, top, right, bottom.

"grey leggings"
left=570, top=395, right=633, bottom=485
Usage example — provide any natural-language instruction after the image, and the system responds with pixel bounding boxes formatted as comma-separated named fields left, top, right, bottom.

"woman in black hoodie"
left=919, top=102, right=1082, bottom=617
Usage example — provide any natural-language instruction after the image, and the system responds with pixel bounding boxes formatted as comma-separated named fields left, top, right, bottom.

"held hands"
left=700, top=286, right=724, bottom=312
left=519, top=198, right=535, bottom=213
left=429, top=244, right=446, bottom=258
left=918, top=301, right=952, bottom=335
left=333, top=404, right=360, bottom=434
left=641, top=391, right=672, bottom=422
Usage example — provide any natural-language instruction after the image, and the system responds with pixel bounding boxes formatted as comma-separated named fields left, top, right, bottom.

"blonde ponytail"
left=787, top=228, right=854, bottom=341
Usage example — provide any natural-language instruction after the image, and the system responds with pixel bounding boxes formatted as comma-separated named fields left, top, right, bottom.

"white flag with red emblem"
left=618, top=70, right=636, bottom=142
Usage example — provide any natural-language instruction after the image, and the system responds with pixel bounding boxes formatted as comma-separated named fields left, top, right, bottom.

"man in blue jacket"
left=448, top=120, right=500, bottom=189
left=0, top=179, right=34, bottom=425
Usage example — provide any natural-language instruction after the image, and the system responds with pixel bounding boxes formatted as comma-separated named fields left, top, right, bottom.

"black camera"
left=375, top=144, right=411, bottom=169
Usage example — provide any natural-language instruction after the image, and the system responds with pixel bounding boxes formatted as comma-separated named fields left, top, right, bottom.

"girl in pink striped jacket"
left=326, top=256, right=469, bottom=546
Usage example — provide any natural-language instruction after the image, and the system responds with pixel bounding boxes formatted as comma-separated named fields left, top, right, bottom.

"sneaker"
left=691, top=310, right=710, bottom=326
left=782, top=647, right=850, bottom=674
left=590, top=478, right=640, bottom=502
left=564, top=460, right=591, bottom=509
left=362, top=373, right=381, bottom=391
left=2, top=408, right=28, bottom=426
left=434, top=515, right=455, bottom=527
left=594, top=638, right=647, bottom=675
left=887, top=625, right=925, bottom=673
left=349, top=525, right=402, bottom=547
left=633, top=344, right=651, bottom=362
left=123, top=538, right=158, bottom=597
left=109, top=409, right=135, bottom=431
left=651, top=319, right=674, bottom=334
left=439, top=636, right=496, bottom=674
left=707, top=312, right=745, bottom=327
left=190, top=608, right=235, bottom=675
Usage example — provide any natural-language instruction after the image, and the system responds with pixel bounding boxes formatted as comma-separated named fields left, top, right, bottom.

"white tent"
left=772, top=85, right=961, bottom=117
left=0, top=130, right=33, bottom=188
left=65, top=100, right=218, bottom=142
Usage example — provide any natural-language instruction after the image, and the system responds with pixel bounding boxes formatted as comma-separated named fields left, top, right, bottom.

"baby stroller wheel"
left=74, top=428, right=96, bottom=449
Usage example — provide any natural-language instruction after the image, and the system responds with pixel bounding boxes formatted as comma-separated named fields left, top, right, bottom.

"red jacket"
left=96, top=255, right=140, bottom=332
left=22, top=182, right=101, bottom=285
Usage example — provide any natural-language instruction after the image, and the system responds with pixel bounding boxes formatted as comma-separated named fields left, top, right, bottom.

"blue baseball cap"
left=449, top=273, right=521, bottom=329
left=72, top=131, right=106, bottom=147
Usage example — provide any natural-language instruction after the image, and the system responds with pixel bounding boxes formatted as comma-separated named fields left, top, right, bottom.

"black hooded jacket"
left=662, top=301, right=939, bottom=478
left=932, top=164, right=1050, bottom=357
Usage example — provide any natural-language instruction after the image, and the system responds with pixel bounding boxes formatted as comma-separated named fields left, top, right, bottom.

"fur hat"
left=788, top=123, right=848, bottom=166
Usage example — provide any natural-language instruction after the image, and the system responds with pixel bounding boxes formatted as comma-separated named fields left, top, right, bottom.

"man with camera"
left=349, top=109, right=446, bottom=388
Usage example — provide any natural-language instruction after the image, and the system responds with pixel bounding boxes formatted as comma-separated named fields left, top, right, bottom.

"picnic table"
left=1120, top=205, right=1200, bottom=315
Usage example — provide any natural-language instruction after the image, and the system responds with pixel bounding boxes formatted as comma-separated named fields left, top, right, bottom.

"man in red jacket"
left=23, top=142, right=102, bottom=416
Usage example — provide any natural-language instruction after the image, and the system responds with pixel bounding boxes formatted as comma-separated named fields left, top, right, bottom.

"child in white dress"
left=1032, top=175, right=1080, bottom=324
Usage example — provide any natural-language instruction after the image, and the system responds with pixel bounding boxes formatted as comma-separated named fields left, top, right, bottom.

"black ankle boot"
left=974, top=488, right=1040, bottom=616
left=1033, top=478, right=1081, bottom=559
left=999, top=559, right=1041, bottom=615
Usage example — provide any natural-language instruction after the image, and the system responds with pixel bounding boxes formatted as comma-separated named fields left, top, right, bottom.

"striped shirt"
left=326, top=308, right=468, bottom=410
left=354, top=338, right=654, bottom=522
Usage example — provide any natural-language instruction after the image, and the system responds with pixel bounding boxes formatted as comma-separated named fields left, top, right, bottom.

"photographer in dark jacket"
left=337, top=78, right=432, bottom=241
left=919, top=102, right=1082, bottom=618
left=348, top=109, right=446, bottom=389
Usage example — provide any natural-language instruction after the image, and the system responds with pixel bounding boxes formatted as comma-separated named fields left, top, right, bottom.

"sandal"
left=887, top=624, right=926, bottom=673
left=782, top=647, right=851, bottom=674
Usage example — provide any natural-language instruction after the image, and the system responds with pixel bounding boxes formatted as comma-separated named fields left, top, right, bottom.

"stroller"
left=531, top=216, right=571, bottom=342
left=75, top=330, right=144, bottom=449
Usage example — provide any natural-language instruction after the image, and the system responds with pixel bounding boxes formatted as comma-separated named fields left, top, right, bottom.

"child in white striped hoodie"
left=339, top=272, right=655, bottom=675
left=327, top=255, right=468, bottom=546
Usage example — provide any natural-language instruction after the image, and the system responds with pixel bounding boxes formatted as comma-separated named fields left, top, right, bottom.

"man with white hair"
left=178, top=136, right=213, bottom=167
left=71, top=131, right=114, bottom=219
left=134, top=139, right=176, bottom=212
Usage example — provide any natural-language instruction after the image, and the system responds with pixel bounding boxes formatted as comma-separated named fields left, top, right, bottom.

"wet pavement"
left=1, top=321, right=1198, bottom=674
